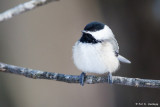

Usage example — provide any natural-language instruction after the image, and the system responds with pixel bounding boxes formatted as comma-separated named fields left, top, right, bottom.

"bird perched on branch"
left=73, top=22, right=131, bottom=86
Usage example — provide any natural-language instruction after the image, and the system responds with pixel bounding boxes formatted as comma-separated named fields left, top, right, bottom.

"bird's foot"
left=79, top=72, right=86, bottom=86
left=108, top=72, right=113, bottom=84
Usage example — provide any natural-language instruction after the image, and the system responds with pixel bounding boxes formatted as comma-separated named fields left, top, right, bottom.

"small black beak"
left=81, top=30, right=85, bottom=33
left=81, top=30, right=87, bottom=34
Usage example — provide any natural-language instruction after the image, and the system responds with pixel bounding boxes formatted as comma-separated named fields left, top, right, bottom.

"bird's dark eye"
left=84, top=22, right=105, bottom=32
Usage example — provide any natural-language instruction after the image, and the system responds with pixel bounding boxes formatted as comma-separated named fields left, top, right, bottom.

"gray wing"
left=107, top=37, right=131, bottom=64
left=104, top=37, right=119, bottom=55
left=108, top=37, right=119, bottom=55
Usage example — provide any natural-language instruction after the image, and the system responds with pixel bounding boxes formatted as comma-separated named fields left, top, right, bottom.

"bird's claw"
left=108, top=72, right=113, bottom=84
left=80, top=72, right=86, bottom=86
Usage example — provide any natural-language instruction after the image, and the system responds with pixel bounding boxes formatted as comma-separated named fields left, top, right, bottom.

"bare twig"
left=0, top=62, right=160, bottom=88
left=0, top=0, right=59, bottom=22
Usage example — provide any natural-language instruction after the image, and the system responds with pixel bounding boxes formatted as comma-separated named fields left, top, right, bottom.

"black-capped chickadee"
left=73, top=22, right=131, bottom=86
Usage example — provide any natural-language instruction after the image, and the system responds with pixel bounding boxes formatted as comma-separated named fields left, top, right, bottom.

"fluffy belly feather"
left=73, top=42, right=119, bottom=74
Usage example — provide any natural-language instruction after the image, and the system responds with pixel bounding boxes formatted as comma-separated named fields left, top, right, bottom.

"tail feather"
left=118, top=55, right=131, bottom=64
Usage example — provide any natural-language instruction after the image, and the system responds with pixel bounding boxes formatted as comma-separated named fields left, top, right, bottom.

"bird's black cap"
left=84, top=22, right=105, bottom=32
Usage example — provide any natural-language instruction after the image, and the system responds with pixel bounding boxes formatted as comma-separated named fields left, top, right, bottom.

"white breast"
left=72, top=42, right=120, bottom=74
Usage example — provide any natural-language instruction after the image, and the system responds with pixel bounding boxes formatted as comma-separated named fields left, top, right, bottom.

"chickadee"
left=73, top=22, right=131, bottom=86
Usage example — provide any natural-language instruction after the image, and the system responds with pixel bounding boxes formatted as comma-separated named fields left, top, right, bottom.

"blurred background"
left=0, top=0, right=160, bottom=107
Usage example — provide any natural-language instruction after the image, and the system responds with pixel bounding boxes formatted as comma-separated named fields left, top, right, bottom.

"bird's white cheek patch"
left=88, top=25, right=114, bottom=41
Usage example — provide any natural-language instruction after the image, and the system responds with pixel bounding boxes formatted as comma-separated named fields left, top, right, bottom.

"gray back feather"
left=104, top=36, right=131, bottom=63
left=105, top=36, right=119, bottom=54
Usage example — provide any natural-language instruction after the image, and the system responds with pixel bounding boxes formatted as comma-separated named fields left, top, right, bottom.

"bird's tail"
left=118, top=55, right=131, bottom=64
